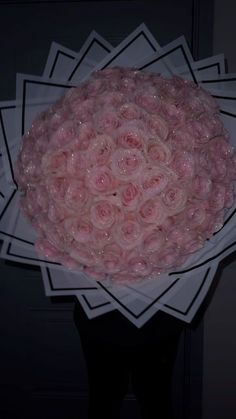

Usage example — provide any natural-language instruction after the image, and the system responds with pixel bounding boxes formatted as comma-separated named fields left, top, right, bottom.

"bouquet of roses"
left=1, top=25, right=236, bottom=326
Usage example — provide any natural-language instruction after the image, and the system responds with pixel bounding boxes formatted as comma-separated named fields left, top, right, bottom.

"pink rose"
left=86, top=165, right=117, bottom=194
left=141, top=166, right=169, bottom=198
left=50, top=120, right=76, bottom=148
left=65, top=216, right=93, bottom=243
left=114, top=218, right=143, bottom=250
left=90, top=199, right=118, bottom=229
left=71, top=98, right=94, bottom=122
left=135, top=92, right=159, bottom=112
left=147, top=139, right=171, bottom=165
left=85, top=78, right=104, bottom=96
left=90, top=227, right=112, bottom=248
left=66, top=150, right=87, bottom=176
left=102, top=243, right=123, bottom=273
left=169, top=129, right=195, bottom=152
left=70, top=244, right=96, bottom=266
left=143, top=227, right=165, bottom=252
left=65, top=179, right=89, bottom=210
left=149, top=245, right=180, bottom=270
left=35, top=238, right=63, bottom=262
left=75, top=122, right=96, bottom=150
left=94, top=110, right=121, bottom=134
left=170, top=150, right=195, bottom=180
left=185, top=202, right=207, bottom=228
left=111, top=148, right=145, bottom=181
left=127, top=254, right=151, bottom=276
left=192, top=175, right=212, bottom=199
left=116, top=123, right=145, bottom=150
left=120, top=103, right=141, bottom=120
left=120, top=182, right=140, bottom=211
left=98, top=91, right=124, bottom=107
left=145, top=114, right=169, bottom=140
left=46, top=177, right=68, bottom=202
left=208, top=183, right=226, bottom=212
left=87, top=135, right=115, bottom=167
left=139, top=198, right=166, bottom=225
left=41, top=148, right=68, bottom=175
left=162, top=183, right=187, bottom=215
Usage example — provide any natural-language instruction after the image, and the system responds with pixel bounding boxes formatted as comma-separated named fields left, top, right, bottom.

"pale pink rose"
left=86, top=165, right=117, bottom=194
left=64, top=179, right=89, bottom=210
left=35, top=185, right=48, bottom=212
left=162, top=183, right=187, bottom=215
left=149, top=245, right=180, bottom=270
left=203, top=210, right=225, bottom=236
left=159, top=101, right=185, bottom=127
left=71, top=98, right=94, bottom=122
left=86, top=135, right=115, bottom=166
left=111, top=148, right=145, bottom=181
left=143, top=227, right=165, bottom=252
left=49, top=107, right=69, bottom=130
left=208, top=183, right=226, bottom=212
left=127, top=254, right=151, bottom=276
left=120, top=77, right=136, bottom=93
left=49, top=120, right=76, bottom=148
left=192, top=175, right=212, bottom=199
left=120, top=182, right=140, bottom=211
left=70, top=245, right=96, bottom=266
left=31, top=113, right=48, bottom=138
left=46, top=177, right=68, bottom=202
left=182, top=234, right=204, bottom=254
left=102, top=243, right=123, bottom=273
left=147, top=139, right=171, bottom=165
left=35, top=238, right=63, bottom=262
left=227, top=154, right=236, bottom=180
left=185, top=202, right=207, bottom=228
left=196, top=87, right=219, bottom=112
left=85, top=78, right=104, bottom=96
left=48, top=202, right=68, bottom=223
left=64, top=216, right=93, bottom=243
left=98, top=91, right=124, bottom=107
left=41, top=148, right=68, bottom=175
left=139, top=198, right=166, bottom=225
left=170, top=150, right=195, bottom=180
left=210, top=158, right=227, bottom=181
left=141, top=166, right=169, bottom=197
left=120, top=103, right=141, bottom=120
left=169, top=129, right=195, bottom=152
left=224, top=182, right=235, bottom=208
left=116, top=123, right=145, bottom=150
left=90, top=227, right=112, bottom=248
left=145, top=114, right=169, bottom=140
left=187, top=114, right=223, bottom=145
left=94, top=110, right=121, bottom=134
left=90, top=200, right=118, bottom=229
left=114, top=218, right=143, bottom=250
left=60, top=255, right=83, bottom=271
left=20, top=189, right=40, bottom=219
left=66, top=150, right=87, bottom=176
left=136, top=92, right=159, bottom=112
left=75, top=122, right=96, bottom=150
left=208, top=136, right=234, bottom=158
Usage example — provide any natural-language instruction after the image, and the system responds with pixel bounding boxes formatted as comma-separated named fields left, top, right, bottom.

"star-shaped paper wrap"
left=1, top=24, right=236, bottom=328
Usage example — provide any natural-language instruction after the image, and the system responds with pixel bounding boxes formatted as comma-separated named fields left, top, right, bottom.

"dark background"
left=2, top=1, right=235, bottom=419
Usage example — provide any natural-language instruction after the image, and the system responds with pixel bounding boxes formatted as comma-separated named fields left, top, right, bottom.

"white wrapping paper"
left=1, top=24, right=236, bottom=327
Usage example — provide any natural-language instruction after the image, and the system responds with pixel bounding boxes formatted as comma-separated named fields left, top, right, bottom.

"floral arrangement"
left=15, top=67, right=236, bottom=284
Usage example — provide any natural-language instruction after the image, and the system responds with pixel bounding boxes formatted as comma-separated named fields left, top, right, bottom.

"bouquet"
left=1, top=25, right=236, bottom=327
